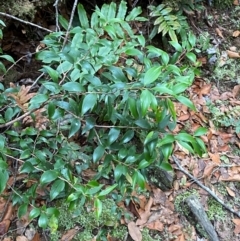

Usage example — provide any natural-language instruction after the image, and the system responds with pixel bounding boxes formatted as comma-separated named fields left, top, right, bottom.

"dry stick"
left=61, top=0, right=79, bottom=49
left=0, top=12, right=52, bottom=33
left=53, top=0, right=61, bottom=31
left=172, top=155, right=240, bottom=218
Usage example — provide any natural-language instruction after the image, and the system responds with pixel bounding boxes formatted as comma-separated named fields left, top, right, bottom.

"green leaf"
left=81, top=94, right=97, bottom=115
left=195, top=137, right=207, bottom=153
left=43, top=82, right=60, bottom=94
left=121, top=130, right=134, bottom=143
left=78, top=4, right=89, bottom=28
left=140, top=89, right=154, bottom=116
left=186, top=52, right=196, bottom=63
left=168, top=29, right=178, bottom=42
left=29, top=207, right=41, bottom=220
left=0, top=134, right=5, bottom=150
left=157, top=134, right=175, bottom=147
left=93, top=145, right=105, bottom=163
left=62, top=82, right=84, bottom=92
left=114, top=164, right=127, bottom=181
left=137, top=35, right=145, bottom=47
left=169, top=41, right=182, bottom=52
left=108, top=128, right=120, bottom=144
left=188, top=32, right=196, bottom=47
left=117, top=0, right=127, bottom=19
left=107, top=2, right=116, bottom=20
left=0, top=54, right=15, bottom=63
left=161, top=144, right=173, bottom=161
left=175, top=132, right=195, bottom=143
left=98, top=184, right=118, bottom=197
left=94, top=198, right=102, bottom=219
left=48, top=102, right=56, bottom=119
left=58, top=15, right=69, bottom=30
left=194, top=127, right=208, bottom=137
left=176, top=95, right=196, bottom=111
left=68, top=118, right=81, bottom=138
left=138, top=159, right=151, bottom=169
left=0, top=169, right=8, bottom=194
left=42, top=66, right=59, bottom=82
left=143, top=66, right=162, bottom=86
left=126, top=6, right=142, bottom=21
left=30, top=94, right=48, bottom=106
left=159, top=161, right=173, bottom=171
left=128, top=98, right=138, bottom=118
left=50, top=179, right=65, bottom=201
left=20, top=149, right=31, bottom=159
left=135, top=119, right=151, bottom=129
left=18, top=203, right=28, bottom=218
left=38, top=213, right=48, bottom=229
left=132, top=170, right=145, bottom=189
left=40, top=170, right=58, bottom=185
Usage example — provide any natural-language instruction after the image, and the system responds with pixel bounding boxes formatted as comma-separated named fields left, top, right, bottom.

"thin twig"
left=62, top=0, right=78, bottom=49
left=172, top=155, right=240, bottom=218
left=53, top=0, right=61, bottom=31
left=0, top=12, right=52, bottom=33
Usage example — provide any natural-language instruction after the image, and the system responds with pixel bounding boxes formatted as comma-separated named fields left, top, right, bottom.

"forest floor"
left=1, top=1, right=240, bottom=241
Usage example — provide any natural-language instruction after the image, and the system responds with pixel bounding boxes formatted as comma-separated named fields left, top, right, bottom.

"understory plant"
left=0, top=0, right=206, bottom=230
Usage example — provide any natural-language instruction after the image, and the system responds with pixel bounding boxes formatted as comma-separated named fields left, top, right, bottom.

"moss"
left=0, top=0, right=54, bottom=19
left=50, top=198, right=125, bottom=241
left=206, top=198, right=226, bottom=221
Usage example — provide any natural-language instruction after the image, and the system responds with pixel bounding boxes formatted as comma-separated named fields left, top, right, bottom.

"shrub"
left=0, top=0, right=206, bottom=228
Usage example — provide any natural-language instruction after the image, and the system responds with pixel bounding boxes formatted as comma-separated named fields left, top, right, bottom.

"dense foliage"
left=0, top=1, right=207, bottom=230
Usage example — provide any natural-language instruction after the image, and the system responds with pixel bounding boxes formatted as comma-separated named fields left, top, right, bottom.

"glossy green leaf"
left=169, top=41, right=182, bottom=52
left=78, top=4, right=89, bottom=28
left=138, top=159, right=151, bottom=169
left=93, top=145, right=105, bottom=163
left=117, top=0, right=127, bottom=19
left=62, top=82, right=84, bottom=92
left=0, top=54, right=15, bottom=63
left=128, top=98, right=138, bottom=118
left=18, top=203, right=28, bottom=218
left=176, top=95, right=196, bottom=111
left=0, top=135, right=5, bottom=150
left=0, top=169, right=8, bottom=194
left=195, top=137, right=207, bottom=153
left=126, top=6, right=142, bottom=21
left=81, top=94, right=97, bottom=115
left=121, top=130, right=134, bottom=143
left=161, top=144, right=173, bottom=161
left=29, top=207, right=41, bottom=220
left=38, top=213, right=48, bottom=228
left=43, top=66, right=59, bottom=82
left=58, top=15, right=69, bottom=30
left=132, top=170, right=145, bottom=189
left=50, top=179, right=65, bottom=201
left=40, top=170, right=58, bottom=185
left=159, top=161, right=173, bottom=171
left=43, top=82, right=60, bottom=94
left=140, top=89, right=154, bottom=116
left=143, top=66, right=161, bottom=86
left=114, top=164, right=127, bottom=181
left=48, top=102, right=56, bottom=119
left=135, top=119, right=151, bottom=129
left=177, top=140, right=194, bottom=154
left=194, top=127, right=208, bottom=137
left=94, top=198, right=102, bottom=219
left=186, top=52, right=196, bottom=63
left=68, top=118, right=81, bottom=138
left=98, top=184, right=118, bottom=197
left=157, top=134, right=175, bottom=146
left=30, top=94, right=48, bottom=106
left=108, top=128, right=120, bottom=144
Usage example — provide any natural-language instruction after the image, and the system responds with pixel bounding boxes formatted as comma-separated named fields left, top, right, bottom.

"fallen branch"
left=0, top=12, right=52, bottom=33
left=172, top=155, right=240, bottom=218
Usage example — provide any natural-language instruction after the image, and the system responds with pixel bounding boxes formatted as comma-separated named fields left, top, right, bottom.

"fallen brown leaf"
left=233, top=85, right=240, bottom=98
left=233, top=30, right=240, bottom=37
left=128, top=221, right=142, bottom=241
left=61, top=228, right=79, bottom=241
left=16, top=236, right=28, bottom=241
left=226, top=186, right=235, bottom=197
left=216, top=28, right=224, bottom=38
left=227, top=50, right=240, bottom=58
left=208, top=152, right=221, bottom=164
